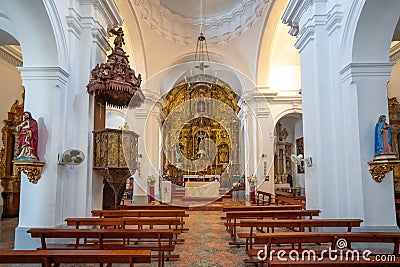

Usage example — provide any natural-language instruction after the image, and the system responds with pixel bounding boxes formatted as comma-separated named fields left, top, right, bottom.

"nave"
left=0, top=195, right=399, bottom=267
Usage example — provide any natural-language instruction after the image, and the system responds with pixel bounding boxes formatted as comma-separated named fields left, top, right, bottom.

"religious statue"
left=218, top=145, right=229, bottom=163
left=109, top=27, right=125, bottom=50
left=16, top=111, right=39, bottom=161
left=375, top=114, right=393, bottom=156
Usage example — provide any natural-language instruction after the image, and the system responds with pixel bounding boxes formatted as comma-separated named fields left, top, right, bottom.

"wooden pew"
left=253, top=232, right=400, bottom=267
left=221, top=205, right=303, bottom=230
left=28, top=228, right=175, bottom=267
left=222, top=205, right=303, bottom=212
left=0, top=249, right=151, bottom=267
left=275, top=190, right=294, bottom=198
left=92, top=209, right=188, bottom=232
left=256, top=191, right=273, bottom=205
left=119, top=204, right=189, bottom=210
left=275, top=195, right=306, bottom=208
left=238, top=219, right=363, bottom=252
left=66, top=217, right=183, bottom=241
left=225, top=210, right=321, bottom=243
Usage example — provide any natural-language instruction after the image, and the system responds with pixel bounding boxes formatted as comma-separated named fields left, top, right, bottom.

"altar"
left=185, top=181, right=220, bottom=198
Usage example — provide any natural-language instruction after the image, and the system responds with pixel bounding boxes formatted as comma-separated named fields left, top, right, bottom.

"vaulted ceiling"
left=132, top=0, right=271, bottom=44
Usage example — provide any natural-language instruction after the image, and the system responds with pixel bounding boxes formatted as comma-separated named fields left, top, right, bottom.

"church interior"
left=0, top=0, right=400, bottom=266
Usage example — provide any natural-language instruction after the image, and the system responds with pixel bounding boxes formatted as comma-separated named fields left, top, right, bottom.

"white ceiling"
left=160, top=0, right=242, bottom=18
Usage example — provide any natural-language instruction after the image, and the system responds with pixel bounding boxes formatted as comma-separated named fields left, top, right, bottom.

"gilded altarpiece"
left=162, top=82, right=241, bottom=188
left=0, top=100, right=24, bottom=218
left=388, top=97, right=400, bottom=193
left=274, top=122, right=293, bottom=183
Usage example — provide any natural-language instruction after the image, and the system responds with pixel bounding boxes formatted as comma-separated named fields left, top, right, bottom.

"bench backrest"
left=223, top=205, right=302, bottom=212
left=240, top=219, right=362, bottom=230
left=65, top=217, right=181, bottom=229
left=0, top=250, right=152, bottom=264
left=92, top=209, right=187, bottom=218
left=226, top=210, right=320, bottom=220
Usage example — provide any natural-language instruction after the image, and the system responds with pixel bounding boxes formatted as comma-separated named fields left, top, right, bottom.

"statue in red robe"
left=16, top=111, right=39, bottom=161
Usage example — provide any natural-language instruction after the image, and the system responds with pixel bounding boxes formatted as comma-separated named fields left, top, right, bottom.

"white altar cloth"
left=185, top=181, right=220, bottom=198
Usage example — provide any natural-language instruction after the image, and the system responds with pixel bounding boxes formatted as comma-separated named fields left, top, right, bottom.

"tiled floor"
left=0, top=198, right=251, bottom=267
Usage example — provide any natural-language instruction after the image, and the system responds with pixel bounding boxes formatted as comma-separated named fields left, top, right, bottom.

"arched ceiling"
left=160, top=0, right=242, bottom=18
left=131, top=0, right=271, bottom=44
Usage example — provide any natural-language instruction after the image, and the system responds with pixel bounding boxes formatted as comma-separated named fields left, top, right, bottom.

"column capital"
left=18, top=66, right=70, bottom=86
left=340, top=62, right=395, bottom=82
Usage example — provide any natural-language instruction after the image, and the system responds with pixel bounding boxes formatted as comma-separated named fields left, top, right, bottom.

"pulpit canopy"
left=87, top=27, right=144, bottom=109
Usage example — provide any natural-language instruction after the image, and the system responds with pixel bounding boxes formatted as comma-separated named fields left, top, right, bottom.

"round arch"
left=273, top=106, right=302, bottom=124
left=0, top=0, right=64, bottom=68
left=341, top=0, right=400, bottom=65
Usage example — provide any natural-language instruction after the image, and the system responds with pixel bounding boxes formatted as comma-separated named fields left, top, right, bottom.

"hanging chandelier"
left=184, top=0, right=218, bottom=88
left=184, top=32, right=218, bottom=87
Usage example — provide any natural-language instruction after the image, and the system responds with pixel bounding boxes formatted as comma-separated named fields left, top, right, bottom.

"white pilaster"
left=15, top=67, right=69, bottom=249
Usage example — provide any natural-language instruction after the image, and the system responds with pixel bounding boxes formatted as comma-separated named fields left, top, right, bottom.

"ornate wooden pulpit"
left=93, top=129, right=138, bottom=208
left=87, top=28, right=144, bottom=209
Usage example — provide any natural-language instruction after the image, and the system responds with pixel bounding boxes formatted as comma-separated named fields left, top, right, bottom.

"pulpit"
left=87, top=28, right=144, bottom=209
left=93, top=129, right=138, bottom=209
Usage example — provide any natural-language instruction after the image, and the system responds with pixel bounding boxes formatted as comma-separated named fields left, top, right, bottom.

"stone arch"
left=341, top=0, right=400, bottom=65
left=256, top=0, right=300, bottom=92
left=0, top=0, right=66, bottom=68
left=273, top=107, right=302, bottom=124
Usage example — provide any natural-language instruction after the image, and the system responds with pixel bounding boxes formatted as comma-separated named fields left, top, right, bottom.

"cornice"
left=133, top=0, right=271, bottom=44
left=281, top=0, right=313, bottom=36
left=0, top=45, right=23, bottom=67
left=390, top=42, right=400, bottom=63
left=340, top=62, right=395, bottom=82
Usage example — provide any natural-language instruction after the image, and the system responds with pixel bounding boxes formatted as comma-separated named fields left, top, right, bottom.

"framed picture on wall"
left=296, top=137, right=304, bottom=173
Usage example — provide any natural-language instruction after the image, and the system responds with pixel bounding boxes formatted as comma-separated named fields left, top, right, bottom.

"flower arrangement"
left=232, top=182, right=241, bottom=190
left=147, top=175, right=156, bottom=185
left=247, top=174, right=256, bottom=185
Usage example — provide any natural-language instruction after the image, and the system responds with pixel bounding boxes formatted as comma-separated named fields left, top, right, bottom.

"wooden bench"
left=0, top=249, right=151, bottom=267
left=256, top=191, right=273, bottom=205
left=275, top=190, right=294, bottom=198
left=66, top=217, right=183, bottom=242
left=238, top=219, right=363, bottom=252
left=28, top=228, right=175, bottom=267
left=275, top=195, right=306, bottom=208
left=221, top=205, right=303, bottom=229
left=92, top=209, right=188, bottom=232
left=119, top=204, right=189, bottom=210
left=225, top=210, right=321, bottom=243
left=253, top=232, right=400, bottom=267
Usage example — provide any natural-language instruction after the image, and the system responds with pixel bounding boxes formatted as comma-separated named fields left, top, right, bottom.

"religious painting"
left=296, top=137, right=304, bottom=173
left=218, top=143, right=229, bottom=164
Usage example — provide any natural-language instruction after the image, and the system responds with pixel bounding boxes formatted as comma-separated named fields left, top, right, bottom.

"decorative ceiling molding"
left=0, top=45, right=22, bottom=67
left=132, top=0, right=271, bottom=44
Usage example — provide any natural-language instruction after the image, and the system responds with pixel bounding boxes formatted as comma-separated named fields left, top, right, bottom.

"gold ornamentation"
left=13, top=160, right=45, bottom=184
left=368, top=159, right=400, bottom=183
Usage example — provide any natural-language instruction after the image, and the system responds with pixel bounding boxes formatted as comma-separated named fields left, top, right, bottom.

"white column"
left=15, top=67, right=69, bottom=249
left=340, top=63, right=397, bottom=228
left=14, top=0, right=122, bottom=249
left=282, top=0, right=397, bottom=228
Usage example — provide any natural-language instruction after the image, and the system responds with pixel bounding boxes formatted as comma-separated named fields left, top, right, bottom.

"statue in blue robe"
left=375, top=115, right=393, bottom=156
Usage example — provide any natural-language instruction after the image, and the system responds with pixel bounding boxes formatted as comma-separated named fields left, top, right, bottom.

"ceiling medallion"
left=133, top=0, right=272, bottom=44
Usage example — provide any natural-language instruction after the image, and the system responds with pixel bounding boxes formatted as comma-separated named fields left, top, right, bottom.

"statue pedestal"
left=368, top=155, right=400, bottom=183
left=13, top=160, right=45, bottom=184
